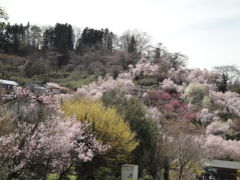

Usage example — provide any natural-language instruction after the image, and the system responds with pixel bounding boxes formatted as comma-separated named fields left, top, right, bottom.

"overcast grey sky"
left=1, top=0, right=240, bottom=69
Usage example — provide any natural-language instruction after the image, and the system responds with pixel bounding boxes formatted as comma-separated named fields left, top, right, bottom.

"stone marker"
left=121, top=164, right=138, bottom=180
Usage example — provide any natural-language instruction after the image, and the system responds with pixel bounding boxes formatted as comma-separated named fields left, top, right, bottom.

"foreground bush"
left=62, top=98, right=138, bottom=161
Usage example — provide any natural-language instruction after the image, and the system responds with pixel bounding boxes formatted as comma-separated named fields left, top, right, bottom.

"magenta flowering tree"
left=145, top=90, right=190, bottom=121
left=182, top=111, right=197, bottom=121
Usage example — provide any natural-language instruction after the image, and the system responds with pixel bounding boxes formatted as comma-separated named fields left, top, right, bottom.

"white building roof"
left=0, top=79, right=18, bottom=86
left=46, top=82, right=61, bottom=89
left=205, top=160, right=240, bottom=170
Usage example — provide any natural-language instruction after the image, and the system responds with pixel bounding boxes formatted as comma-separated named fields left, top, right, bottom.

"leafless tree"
left=213, top=65, right=240, bottom=85
left=161, top=52, right=187, bottom=70
left=119, top=29, right=152, bottom=57
left=0, top=6, right=8, bottom=21
left=73, top=26, right=81, bottom=49
left=162, top=133, right=205, bottom=180
left=0, top=6, right=8, bottom=31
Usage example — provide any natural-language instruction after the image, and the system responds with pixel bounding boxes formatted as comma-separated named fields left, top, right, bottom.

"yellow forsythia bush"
left=61, top=97, right=138, bottom=161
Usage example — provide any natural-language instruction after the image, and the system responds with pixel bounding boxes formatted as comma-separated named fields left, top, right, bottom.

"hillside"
left=1, top=8, right=240, bottom=180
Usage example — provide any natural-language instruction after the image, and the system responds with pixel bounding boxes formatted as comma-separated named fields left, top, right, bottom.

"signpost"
left=121, top=164, right=138, bottom=180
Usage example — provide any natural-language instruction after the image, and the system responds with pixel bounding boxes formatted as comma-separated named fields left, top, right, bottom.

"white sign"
left=121, top=164, right=138, bottom=180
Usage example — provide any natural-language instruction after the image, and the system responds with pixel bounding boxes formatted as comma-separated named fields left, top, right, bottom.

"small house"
left=45, top=82, right=71, bottom=94
left=0, top=79, right=18, bottom=93
left=203, top=160, right=240, bottom=180
left=27, top=83, right=47, bottom=96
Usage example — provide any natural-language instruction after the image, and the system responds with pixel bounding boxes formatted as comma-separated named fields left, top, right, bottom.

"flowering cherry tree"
left=0, top=87, right=107, bottom=179
left=206, top=120, right=230, bottom=135
left=196, top=108, right=219, bottom=126
left=129, top=60, right=159, bottom=77
left=209, top=90, right=240, bottom=117
left=77, top=75, right=134, bottom=99
left=186, top=69, right=215, bottom=84
left=205, top=134, right=240, bottom=160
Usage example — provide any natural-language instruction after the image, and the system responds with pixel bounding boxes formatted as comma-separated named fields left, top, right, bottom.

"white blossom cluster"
left=77, top=75, right=134, bottom=99
left=196, top=108, right=219, bottom=125
left=210, top=90, right=240, bottom=116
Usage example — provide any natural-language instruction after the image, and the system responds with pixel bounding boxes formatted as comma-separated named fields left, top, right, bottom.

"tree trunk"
left=178, top=166, right=184, bottom=180
left=155, top=171, right=162, bottom=180
left=7, top=172, right=17, bottom=180
left=163, top=158, right=169, bottom=180
left=58, top=165, right=73, bottom=180
left=44, top=159, right=50, bottom=180
left=58, top=170, right=68, bottom=180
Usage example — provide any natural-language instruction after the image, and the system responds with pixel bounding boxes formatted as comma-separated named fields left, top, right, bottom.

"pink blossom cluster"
left=160, top=78, right=186, bottom=94
left=12, top=86, right=57, bottom=111
left=0, top=87, right=107, bottom=177
left=147, top=90, right=179, bottom=101
left=167, top=68, right=189, bottom=85
left=6, top=87, right=58, bottom=123
left=167, top=68, right=217, bottom=92
left=182, top=111, right=197, bottom=121
left=38, top=94, right=56, bottom=110
left=164, top=99, right=187, bottom=113
left=15, top=86, right=36, bottom=99
left=0, top=115, right=107, bottom=175
left=146, top=90, right=190, bottom=120
left=161, top=78, right=177, bottom=91
left=186, top=68, right=216, bottom=86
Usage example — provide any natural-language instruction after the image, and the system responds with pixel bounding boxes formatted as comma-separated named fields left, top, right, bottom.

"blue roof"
left=0, top=79, right=18, bottom=86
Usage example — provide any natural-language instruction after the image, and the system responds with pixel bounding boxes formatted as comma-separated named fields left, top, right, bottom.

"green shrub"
left=94, top=166, right=114, bottom=180
left=230, top=86, right=240, bottom=94
left=143, top=175, right=154, bottom=180
left=60, top=75, right=96, bottom=89
left=184, top=83, right=206, bottom=104
left=202, top=96, right=212, bottom=108
left=47, top=173, right=59, bottom=180
left=10, top=76, right=32, bottom=85
left=48, top=71, right=71, bottom=79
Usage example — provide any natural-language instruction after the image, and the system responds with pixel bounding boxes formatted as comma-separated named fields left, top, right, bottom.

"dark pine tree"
left=67, top=24, right=74, bottom=51
left=103, top=28, right=113, bottom=53
left=0, top=23, right=25, bottom=54
left=76, top=27, right=104, bottom=54
left=128, top=35, right=137, bottom=53
left=218, top=73, right=228, bottom=93
left=43, top=27, right=54, bottom=50
left=43, top=23, right=74, bottom=53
